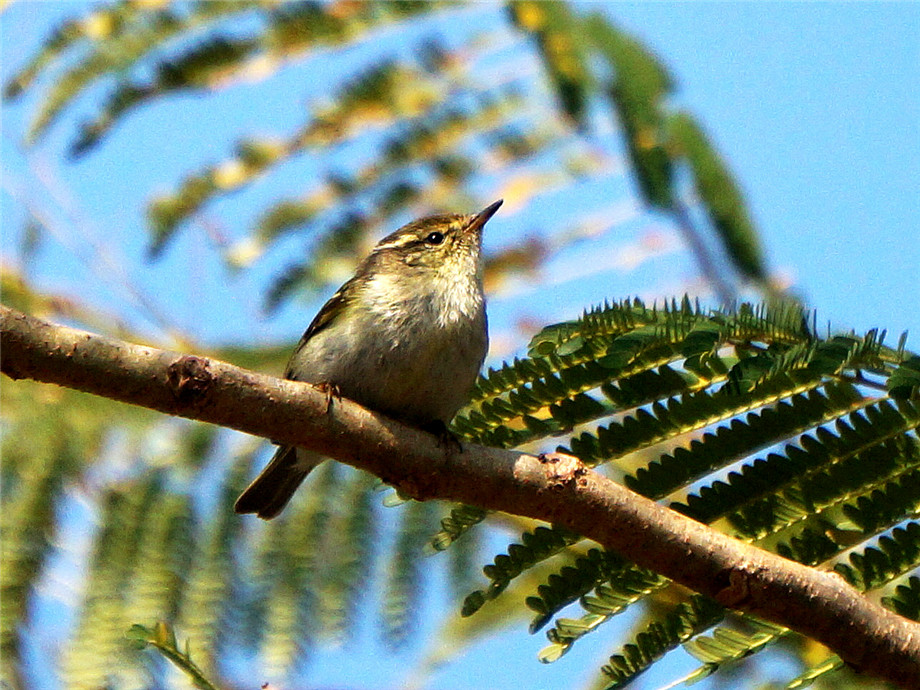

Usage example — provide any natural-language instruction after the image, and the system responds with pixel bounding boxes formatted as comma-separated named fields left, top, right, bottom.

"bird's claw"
left=422, top=420, right=463, bottom=452
left=316, top=382, right=342, bottom=413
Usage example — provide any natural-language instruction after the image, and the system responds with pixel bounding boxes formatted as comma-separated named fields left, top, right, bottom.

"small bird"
left=235, top=200, right=502, bottom=519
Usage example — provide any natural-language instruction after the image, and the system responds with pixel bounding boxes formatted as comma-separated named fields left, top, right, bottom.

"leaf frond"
left=628, top=379, right=864, bottom=501
left=538, top=562, right=669, bottom=661
left=833, top=521, right=920, bottom=591
left=461, top=525, right=581, bottom=617
left=785, top=655, right=845, bottom=689
left=881, top=575, right=920, bottom=621
left=381, top=500, right=440, bottom=648
left=682, top=619, right=786, bottom=684
left=25, top=2, right=262, bottom=143
left=125, top=621, right=218, bottom=690
left=430, top=503, right=489, bottom=552
left=525, top=548, right=631, bottom=634
left=599, top=595, right=724, bottom=689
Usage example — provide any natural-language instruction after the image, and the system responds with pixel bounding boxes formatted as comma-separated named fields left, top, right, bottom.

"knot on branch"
left=539, top=452, right=586, bottom=490
left=714, top=567, right=752, bottom=607
left=167, top=355, right=213, bottom=405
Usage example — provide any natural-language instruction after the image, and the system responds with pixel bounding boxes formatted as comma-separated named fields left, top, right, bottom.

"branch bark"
left=2, top=304, right=919, bottom=688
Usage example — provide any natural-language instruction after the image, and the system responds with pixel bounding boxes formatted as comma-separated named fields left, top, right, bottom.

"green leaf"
left=889, top=355, right=920, bottom=398
left=669, top=112, right=767, bottom=282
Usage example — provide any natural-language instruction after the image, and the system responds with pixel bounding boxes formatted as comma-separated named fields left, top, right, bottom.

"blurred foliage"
left=6, top=0, right=772, bottom=302
left=2, top=2, right=914, bottom=690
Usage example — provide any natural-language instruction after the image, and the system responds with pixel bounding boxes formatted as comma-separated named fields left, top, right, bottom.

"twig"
left=672, top=198, right=736, bottom=307
left=2, top=304, right=919, bottom=689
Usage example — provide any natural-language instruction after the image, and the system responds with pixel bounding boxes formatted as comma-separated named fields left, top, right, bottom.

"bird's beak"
left=467, top=199, right=503, bottom=233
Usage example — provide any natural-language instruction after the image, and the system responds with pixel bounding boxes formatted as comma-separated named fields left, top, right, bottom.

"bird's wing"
left=283, top=275, right=358, bottom=380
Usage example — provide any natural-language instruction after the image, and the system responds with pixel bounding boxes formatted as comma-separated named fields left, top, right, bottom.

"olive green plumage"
left=235, top=201, right=502, bottom=518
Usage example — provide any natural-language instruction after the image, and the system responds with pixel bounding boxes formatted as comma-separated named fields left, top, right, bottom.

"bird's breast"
left=290, top=291, right=487, bottom=426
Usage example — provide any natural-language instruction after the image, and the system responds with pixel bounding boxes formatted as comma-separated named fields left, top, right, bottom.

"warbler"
left=235, top=200, right=502, bottom=519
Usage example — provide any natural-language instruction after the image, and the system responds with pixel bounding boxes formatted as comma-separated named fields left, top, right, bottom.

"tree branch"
left=2, top=304, right=918, bottom=688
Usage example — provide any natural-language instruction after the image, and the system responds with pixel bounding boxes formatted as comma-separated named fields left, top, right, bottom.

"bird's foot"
left=315, top=382, right=342, bottom=413
left=422, top=420, right=463, bottom=452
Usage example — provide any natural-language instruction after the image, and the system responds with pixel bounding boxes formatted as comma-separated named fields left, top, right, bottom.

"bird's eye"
left=425, top=231, right=445, bottom=245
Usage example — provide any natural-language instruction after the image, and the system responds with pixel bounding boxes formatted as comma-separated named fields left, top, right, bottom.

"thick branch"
left=2, top=304, right=919, bottom=688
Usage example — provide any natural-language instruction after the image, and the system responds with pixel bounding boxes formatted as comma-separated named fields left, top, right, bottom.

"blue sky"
left=2, top=3, right=919, bottom=690
left=609, top=2, right=919, bottom=339
left=3, top=3, right=917, bottom=349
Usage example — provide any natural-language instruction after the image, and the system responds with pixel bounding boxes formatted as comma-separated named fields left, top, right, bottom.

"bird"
left=234, top=200, right=502, bottom=518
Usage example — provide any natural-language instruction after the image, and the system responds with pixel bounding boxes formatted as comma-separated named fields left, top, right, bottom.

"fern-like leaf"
left=882, top=575, right=920, bottom=621
left=599, top=595, right=724, bottom=689
left=461, top=525, right=580, bottom=617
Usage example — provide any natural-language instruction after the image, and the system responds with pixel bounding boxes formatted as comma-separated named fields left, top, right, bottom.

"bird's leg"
left=315, top=382, right=342, bottom=413
left=421, top=420, right=463, bottom=452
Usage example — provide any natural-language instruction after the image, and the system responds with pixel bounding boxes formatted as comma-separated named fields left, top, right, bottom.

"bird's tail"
left=234, top=446, right=323, bottom=519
